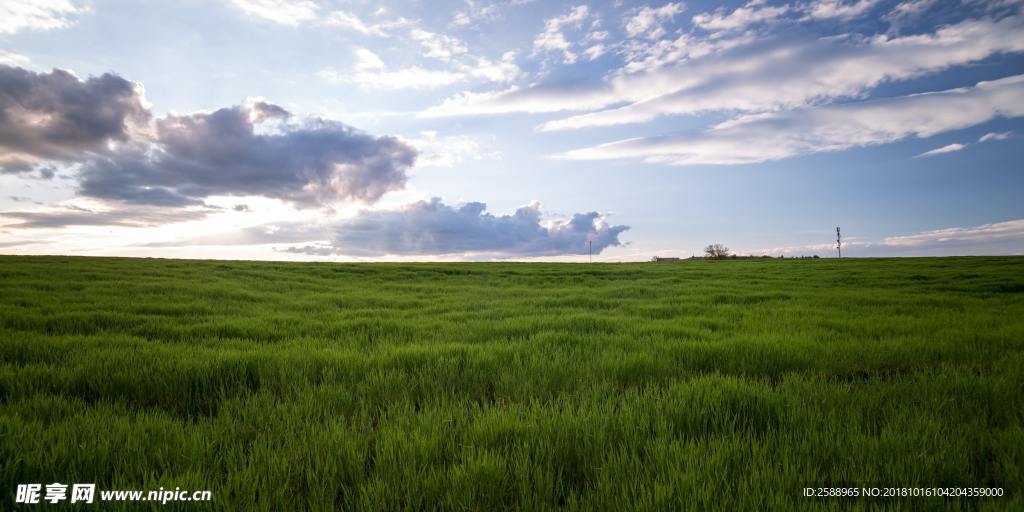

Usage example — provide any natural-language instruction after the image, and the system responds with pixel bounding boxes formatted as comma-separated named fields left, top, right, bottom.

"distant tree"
left=704, top=244, right=731, bottom=259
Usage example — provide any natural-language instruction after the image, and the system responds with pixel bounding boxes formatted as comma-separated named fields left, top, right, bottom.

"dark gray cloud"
left=0, top=65, right=150, bottom=168
left=0, top=66, right=417, bottom=208
left=77, top=102, right=416, bottom=206
left=284, top=197, right=629, bottom=256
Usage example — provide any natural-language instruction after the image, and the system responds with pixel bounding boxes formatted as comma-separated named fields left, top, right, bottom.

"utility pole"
left=836, top=227, right=841, bottom=258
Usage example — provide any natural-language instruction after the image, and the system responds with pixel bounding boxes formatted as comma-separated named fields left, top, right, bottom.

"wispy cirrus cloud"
left=225, top=0, right=318, bottom=25
left=322, top=10, right=411, bottom=37
left=802, top=0, right=881, bottom=21
left=424, top=14, right=1024, bottom=130
left=0, top=0, right=85, bottom=34
left=0, top=50, right=31, bottom=66
left=319, top=48, right=466, bottom=89
left=915, top=143, right=966, bottom=158
left=402, top=131, right=498, bottom=169
left=540, top=14, right=1024, bottom=131
left=882, top=219, right=1024, bottom=249
left=560, top=74, right=1024, bottom=165
left=319, top=43, right=519, bottom=90
left=755, top=219, right=1024, bottom=257
left=226, top=0, right=412, bottom=37
left=979, top=131, right=1012, bottom=142
left=0, top=204, right=211, bottom=228
left=692, top=1, right=790, bottom=32
left=915, top=130, right=1014, bottom=158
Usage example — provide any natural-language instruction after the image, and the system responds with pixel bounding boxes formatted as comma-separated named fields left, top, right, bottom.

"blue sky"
left=1, top=0, right=1023, bottom=260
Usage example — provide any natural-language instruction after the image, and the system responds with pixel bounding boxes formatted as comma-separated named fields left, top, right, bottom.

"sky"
left=1, top=0, right=1022, bottom=261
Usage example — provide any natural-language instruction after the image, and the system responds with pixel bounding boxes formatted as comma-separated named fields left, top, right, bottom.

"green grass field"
left=1, top=255, right=1022, bottom=510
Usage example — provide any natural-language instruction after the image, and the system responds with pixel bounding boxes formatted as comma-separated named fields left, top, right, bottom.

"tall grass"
left=1, top=256, right=1022, bottom=510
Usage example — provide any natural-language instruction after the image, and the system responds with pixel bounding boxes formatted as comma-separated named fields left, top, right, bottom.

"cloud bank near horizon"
left=279, top=197, right=629, bottom=257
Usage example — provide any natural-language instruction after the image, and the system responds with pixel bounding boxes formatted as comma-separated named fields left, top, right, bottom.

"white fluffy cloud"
left=625, top=2, right=685, bottom=39
left=533, top=5, right=590, bottom=64
left=560, top=74, right=1024, bottom=165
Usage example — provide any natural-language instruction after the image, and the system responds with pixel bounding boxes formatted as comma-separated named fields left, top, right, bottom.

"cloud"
left=0, top=65, right=151, bottom=169
left=754, top=219, right=1024, bottom=257
left=225, top=0, right=318, bottom=25
left=625, top=2, right=685, bottom=39
left=692, top=1, right=790, bottom=32
left=0, top=204, right=210, bottom=228
left=0, top=51, right=31, bottom=66
left=322, top=10, right=410, bottom=37
left=426, top=14, right=1024, bottom=125
left=403, top=131, right=497, bottom=168
left=0, top=65, right=419, bottom=208
left=450, top=0, right=502, bottom=27
left=281, top=197, right=629, bottom=257
left=803, top=0, right=880, bottom=20
left=408, top=29, right=519, bottom=82
left=883, top=219, right=1024, bottom=247
left=533, top=5, right=590, bottom=64
left=884, top=0, right=939, bottom=33
left=913, top=129, right=1013, bottom=159
left=0, top=0, right=85, bottom=34
left=560, top=74, right=1024, bottom=165
left=77, top=101, right=416, bottom=206
left=584, top=44, right=608, bottom=61
left=411, top=28, right=469, bottom=62
left=617, top=29, right=758, bottom=74
left=421, top=82, right=617, bottom=118
left=915, top=143, right=966, bottom=158
left=979, top=131, right=1012, bottom=142
left=320, top=48, right=465, bottom=89
left=321, top=44, right=519, bottom=89
left=227, top=0, right=413, bottom=36
left=541, top=14, right=1024, bottom=130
